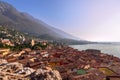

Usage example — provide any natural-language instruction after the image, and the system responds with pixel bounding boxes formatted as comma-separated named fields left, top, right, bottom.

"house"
left=49, top=58, right=61, bottom=69
left=0, top=49, right=10, bottom=52
left=106, top=76, right=120, bottom=80
left=98, top=67, right=120, bottom=80
left=98, top=67, right=118, bottom=76
left=31, top=39, right=35, bottom=46
left=0, top=48, right=10, bottom=57
left=1, top=39, right=14, bottom=46
left=85, top=49, right=101, bottom=53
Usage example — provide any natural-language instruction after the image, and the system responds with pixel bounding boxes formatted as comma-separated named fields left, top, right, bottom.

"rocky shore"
left=0, top=45, right=120, bottom=80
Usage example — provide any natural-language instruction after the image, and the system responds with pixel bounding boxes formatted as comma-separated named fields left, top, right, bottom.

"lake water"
left=69, top=44, right=120, bottom=58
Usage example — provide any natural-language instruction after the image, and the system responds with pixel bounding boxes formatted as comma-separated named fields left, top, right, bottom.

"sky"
left=2, top=0, right=120, bottom=42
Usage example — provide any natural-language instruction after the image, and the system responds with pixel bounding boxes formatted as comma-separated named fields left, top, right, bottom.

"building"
left=31, top=39, right=35, bottom=46
left=106, top=76, right=120, bottom=80
left=0, top=48, right=10, bottom=56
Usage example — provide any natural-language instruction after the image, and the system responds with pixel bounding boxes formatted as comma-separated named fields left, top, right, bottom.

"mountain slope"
left=0, top=1, right=79, bottom=40
left=22, top=13, right=79, bottom=40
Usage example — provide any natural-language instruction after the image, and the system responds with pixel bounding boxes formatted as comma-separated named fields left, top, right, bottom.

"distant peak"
left=0, top=1, right=14, bottom=12
left=0, top=1, right=11, bottom=7
left=0, top=0, right=8, bottom=4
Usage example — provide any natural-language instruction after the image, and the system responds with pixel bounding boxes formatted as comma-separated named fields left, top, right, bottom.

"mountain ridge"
left=0, top=1, right=90, bottom=45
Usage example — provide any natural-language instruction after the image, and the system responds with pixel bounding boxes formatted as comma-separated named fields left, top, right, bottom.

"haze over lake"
left=70, top=44, right=120, bottom=58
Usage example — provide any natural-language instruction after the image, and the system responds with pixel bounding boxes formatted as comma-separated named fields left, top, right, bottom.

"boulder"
left=31, top=68, right=62, bottom=80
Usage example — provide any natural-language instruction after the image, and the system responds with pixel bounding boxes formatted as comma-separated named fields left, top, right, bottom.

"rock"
left=31, top=68, right=62, bottom=80
left=52, top=70, right=62, bottom=80
left=17, top=67, right=35, bottom=76
left=0, top=60, right=34, bottom=80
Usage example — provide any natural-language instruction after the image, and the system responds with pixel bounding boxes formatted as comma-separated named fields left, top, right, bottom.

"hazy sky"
left=3, top=0, right=120, bottom=42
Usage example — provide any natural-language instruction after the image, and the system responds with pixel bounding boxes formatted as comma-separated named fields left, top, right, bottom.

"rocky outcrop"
left=0, top=59, right=62, bottom=80
left=0, top=60, right=31, bottom=80
left=30, top=67, right=62, bottom=80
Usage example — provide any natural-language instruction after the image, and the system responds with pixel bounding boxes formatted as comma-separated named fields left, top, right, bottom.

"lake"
left=69, top=44, right=120, bottom=58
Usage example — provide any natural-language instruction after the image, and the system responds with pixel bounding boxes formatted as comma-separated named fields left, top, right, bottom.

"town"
left=0, top=26, right=120, bottom=80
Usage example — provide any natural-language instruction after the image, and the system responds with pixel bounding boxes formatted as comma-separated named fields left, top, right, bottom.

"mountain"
left=0, top=1, right=91, bottom=45
left=0, top=1, right=79, bottom=40
left=21, top=12, right=79, bottom=40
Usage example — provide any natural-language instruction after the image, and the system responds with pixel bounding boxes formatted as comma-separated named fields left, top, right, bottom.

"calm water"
left=70, top=44, right=120, bottom=58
